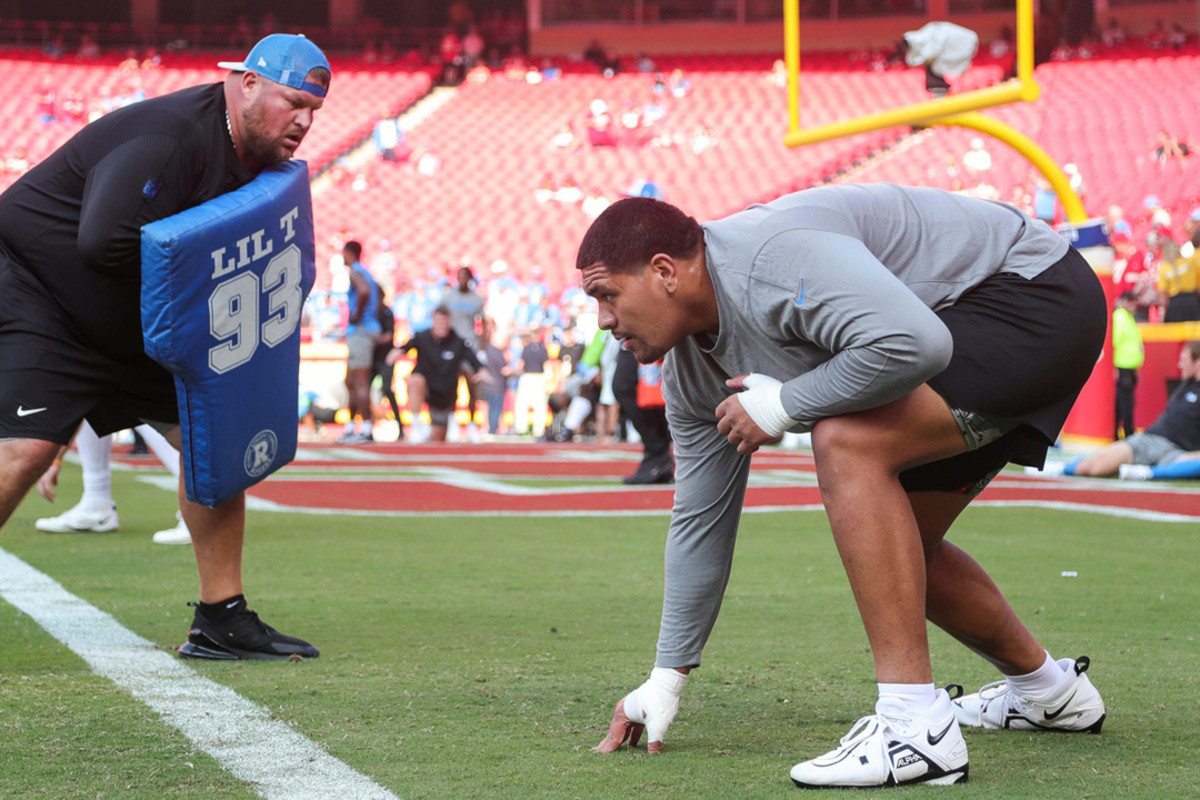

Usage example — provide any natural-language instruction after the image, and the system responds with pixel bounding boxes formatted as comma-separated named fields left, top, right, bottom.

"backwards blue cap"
left=218, top=34, right=330, bottom=97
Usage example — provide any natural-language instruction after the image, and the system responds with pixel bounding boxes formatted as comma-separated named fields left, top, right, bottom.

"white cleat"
left=953, top=656, right=1106, bottom=733
left=790, top=690, right=968, bottom=789
left=1117, top=464, right=1154, bottom=481
left=35, top=502, right=119, bottom=533
left=151, top=512, right=192, bottom=546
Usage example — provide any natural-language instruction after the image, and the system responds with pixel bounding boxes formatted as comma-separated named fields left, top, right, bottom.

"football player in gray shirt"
left=579, top=184, right=1108, bottom=789
left=440, top=264, right=487, bottom=441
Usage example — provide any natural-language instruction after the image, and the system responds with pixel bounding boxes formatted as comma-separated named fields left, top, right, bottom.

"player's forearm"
left=653, top=459, right=751, bottom=668
left=781, top=322, right=952, bottom=429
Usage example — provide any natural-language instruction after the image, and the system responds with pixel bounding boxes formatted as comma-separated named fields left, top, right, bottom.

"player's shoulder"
left=86, top=83, right=221, bottom=146
left=707, top=189, right=865, bottom=255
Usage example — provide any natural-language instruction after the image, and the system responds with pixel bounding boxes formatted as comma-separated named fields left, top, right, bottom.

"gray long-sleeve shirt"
left=654, top=183, right=1068, bottom=668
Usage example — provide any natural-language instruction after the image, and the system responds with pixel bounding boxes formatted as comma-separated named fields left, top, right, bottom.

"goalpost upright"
left=781, top=0, right=1117, bottom=443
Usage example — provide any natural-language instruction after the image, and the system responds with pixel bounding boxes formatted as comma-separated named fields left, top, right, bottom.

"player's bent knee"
left=811, top=417, right=877, bottom=463
left=0, top=438, right=61, bottom=484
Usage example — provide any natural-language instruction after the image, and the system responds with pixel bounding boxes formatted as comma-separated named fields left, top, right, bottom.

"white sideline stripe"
left=129, top=478, right=1198, bottom=522
left=137, top=473, right=667, bottom=498
left=0, top=547, right=400, bottom=800
left=241, top=499, right=1195, bottom=522
left=969, top=499, right=1198, bottom=523
left=992, top=475, right=1200, bottom=495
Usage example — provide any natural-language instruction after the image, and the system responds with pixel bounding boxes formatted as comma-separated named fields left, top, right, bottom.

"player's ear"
left=240, top=70, right=260, bottom=99
left=649, top=253, right=678, bottom=292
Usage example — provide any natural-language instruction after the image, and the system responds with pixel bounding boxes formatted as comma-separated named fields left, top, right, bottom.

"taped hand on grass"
left=594, top=668, right=688, bottom=754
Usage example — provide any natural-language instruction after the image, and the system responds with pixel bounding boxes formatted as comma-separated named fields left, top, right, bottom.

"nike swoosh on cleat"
left=1044, top=691, right=1077, bottom=720
left=17, top=406, right=48, bottom=417
left=927, top=719, right=955, bottom=746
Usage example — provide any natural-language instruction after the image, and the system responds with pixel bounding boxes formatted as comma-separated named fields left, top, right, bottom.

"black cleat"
left=178, top=600, right=319, bottom=661
left=623, top=456, right=675, bottom=485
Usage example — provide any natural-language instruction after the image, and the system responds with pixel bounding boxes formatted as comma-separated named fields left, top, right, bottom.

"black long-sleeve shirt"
left=0, top=83, right=255, bottom=360
left=396, top=329, right=482, bottom=395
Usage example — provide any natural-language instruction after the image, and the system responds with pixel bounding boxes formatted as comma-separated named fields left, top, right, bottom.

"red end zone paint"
left=226, top=443, right=1200, bottom=519
left=250, top=480, right=673, bottom=512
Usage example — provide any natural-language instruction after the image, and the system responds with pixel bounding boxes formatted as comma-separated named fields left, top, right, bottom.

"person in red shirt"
left=1111, top=233, right=1154, bottom=320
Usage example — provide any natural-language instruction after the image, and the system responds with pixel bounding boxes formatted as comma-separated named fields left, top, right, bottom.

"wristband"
left=623, top=667, right=688, bottom=722
left=648, top=666, right=688, bottom=695
left=737, top=373, right=797, bottom=438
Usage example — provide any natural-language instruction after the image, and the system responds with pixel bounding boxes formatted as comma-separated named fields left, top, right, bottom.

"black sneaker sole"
left=178, top=633, right=318, bottom=661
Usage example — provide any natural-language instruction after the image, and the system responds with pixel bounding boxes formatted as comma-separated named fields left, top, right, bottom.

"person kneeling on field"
left=388, top=306, right=483, bottom=443
left=1029, top=340, right=1200, bottom=481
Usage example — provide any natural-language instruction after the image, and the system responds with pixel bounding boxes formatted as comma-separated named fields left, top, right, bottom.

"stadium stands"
left=844, top=54, right=1200, bottom=248
left=0, top=52, right=432, bottom=194
left=309, top=64, right=958, bottom=290
left=1, top=43, right=1196, bottom=292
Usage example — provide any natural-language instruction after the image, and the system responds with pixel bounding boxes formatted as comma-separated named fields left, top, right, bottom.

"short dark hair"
left=1186, top=340, right=1200, bottom=361
left=343, top=240, right=362, bottom=260
left=576, top=197, right=703, bottom=274
left=307, top=66, right=331, bottom=90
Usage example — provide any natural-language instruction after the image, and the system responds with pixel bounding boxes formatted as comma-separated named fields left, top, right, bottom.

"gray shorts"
left=345, top=330, right=376, bottom=370
left=1125, top=432, right=1190, bottom=466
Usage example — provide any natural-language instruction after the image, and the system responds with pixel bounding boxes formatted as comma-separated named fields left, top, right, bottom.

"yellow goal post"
left=782, top=0, right=1086, bottom=222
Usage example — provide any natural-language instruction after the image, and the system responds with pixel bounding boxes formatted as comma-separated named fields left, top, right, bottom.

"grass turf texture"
left=1, top=464, right=1197, bottom=799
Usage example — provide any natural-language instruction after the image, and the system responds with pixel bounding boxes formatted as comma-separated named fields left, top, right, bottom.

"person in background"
left=513, top=327, right=550, bottom=438
left=371, top=111, right=407, bottom=162
left=371, top=291, right=403, bottom=441
left=1156, top=210, right=1200, bottom=322
left=341, top=240, right=382, bottom=444
left=480, top=317, right=512, bottom=435
left=440, top=264, right=487, bottom=442
left=1032, top=341, right=1200, bottom=481
left=612, top=348, right=674, bottom=484
left=1112, top=291, right=1144, bottom=440
left=35, top=421, right=191, bottom=545
left=389, top=306, right=483, bottom=443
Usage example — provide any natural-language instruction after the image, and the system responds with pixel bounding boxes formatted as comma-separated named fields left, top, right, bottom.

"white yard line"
left=969, top=499, right=1198, bottom=523
left=0, top=547, right=400, bottom=800
left=129, top=475, right=1199, bottom=522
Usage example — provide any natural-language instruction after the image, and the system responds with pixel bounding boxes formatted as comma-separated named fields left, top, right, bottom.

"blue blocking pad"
left=141, top=160, right=315, bottom=507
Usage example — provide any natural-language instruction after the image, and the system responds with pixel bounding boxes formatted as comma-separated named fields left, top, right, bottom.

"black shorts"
left=900, top=246, right=1107, bottom=495
left=413, top=369, right=458, bottom=411
left=0, top=263, right=178, bottom=444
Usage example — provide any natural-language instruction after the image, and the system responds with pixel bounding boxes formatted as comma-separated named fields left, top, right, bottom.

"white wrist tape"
left=623, top=668, right=689, bottom=742
left=737, top=373, right=797, bottom=438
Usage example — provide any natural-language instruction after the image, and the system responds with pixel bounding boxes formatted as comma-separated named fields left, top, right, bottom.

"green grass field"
left=1, top=462, right=1197, bottom=799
